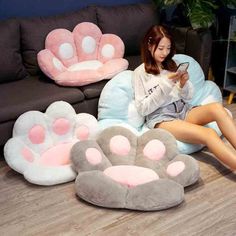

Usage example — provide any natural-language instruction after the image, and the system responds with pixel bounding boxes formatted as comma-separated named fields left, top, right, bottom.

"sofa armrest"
left=169, top=26, right=212, bottom=79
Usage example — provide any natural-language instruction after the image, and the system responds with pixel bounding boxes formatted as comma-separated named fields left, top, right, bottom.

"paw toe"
left=98, top=34, right=124, bottom=63
left=165, top=154, right=200, bottom=187
left=71, top=140, right=111, bottom=172
left=45, top=28, right=78, bottom=67
left=73, top=22, right=102, bottom=61
left=166, top=161, right=186, bottom=177
left=76, top=113, right=98, bottom=140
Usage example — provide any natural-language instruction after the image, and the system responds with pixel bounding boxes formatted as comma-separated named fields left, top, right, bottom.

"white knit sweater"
left=132, top=63, right=194, bottom=116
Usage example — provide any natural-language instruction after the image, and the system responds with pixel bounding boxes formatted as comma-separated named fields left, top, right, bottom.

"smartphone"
left=176, top=62, right=189, bottom=72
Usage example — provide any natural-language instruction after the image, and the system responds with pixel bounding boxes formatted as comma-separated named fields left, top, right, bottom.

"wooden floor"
left=1, top=102, right=236, bottom=236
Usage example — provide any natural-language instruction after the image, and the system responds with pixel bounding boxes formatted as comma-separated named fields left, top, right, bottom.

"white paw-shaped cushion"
left=98, top=54, right=225, bottom=154
left=4, top=101, right=98, bottom=186
left=37, top=22, right=128, bottom=86
left=71, top=126, right=200, bottom=211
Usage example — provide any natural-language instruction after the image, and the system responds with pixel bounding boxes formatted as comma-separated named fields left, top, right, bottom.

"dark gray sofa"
left=0, top=3, right=212, bottom=146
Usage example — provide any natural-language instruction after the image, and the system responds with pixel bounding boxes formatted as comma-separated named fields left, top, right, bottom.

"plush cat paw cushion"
left=4, top=101, right=98, bottom=186
left=71, top=126, right=200, bottom=211
left=37, top=22, right=128, bottom=86
left=98, top=54, right=224, bottom=154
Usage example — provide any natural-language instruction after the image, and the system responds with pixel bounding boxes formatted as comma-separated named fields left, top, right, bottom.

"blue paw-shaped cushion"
left=98, top=54, right=223, bottom=154
left=4, top=101, right=98, bottom=186
left=71, top=126, right=200, bottom=211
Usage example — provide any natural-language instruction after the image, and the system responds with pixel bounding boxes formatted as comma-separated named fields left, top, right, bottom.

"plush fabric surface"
left=71, top=126, right=200, bottom=211
left=0, top=19, right=28, bottom=83
left=98, top=54, right=223, bottom=154
left=20, top=6, right=97, bottom=76
left=4, top=101, right=98, bottom=186
left=37, top=22, right=128, bottom=86
left=96, top=3, right=159, bottom=56
left=0, top=76, right=84, bottom=124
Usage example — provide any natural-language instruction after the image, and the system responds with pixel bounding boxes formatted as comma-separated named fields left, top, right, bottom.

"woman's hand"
left=167, top=71, right=189, bottom=88
left=168, top=71, right=181, bottom=83
left=179, top=71, right=189, bottom=88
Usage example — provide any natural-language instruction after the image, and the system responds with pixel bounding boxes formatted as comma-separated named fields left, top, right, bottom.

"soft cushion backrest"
left=173, top=54, right=222, bottom=105
left=173, top=54, right=205, bottom=91
left=98, top=54, right=223, bottom=154
left=98, top=70, right=144, bottom=130
left=20, top=6, right=97, bottom=76
left=96, top=3, right=159, bottom=56
left=98, top=54, right=212, bottom=129
left=0, top=19, right=28, bottom=83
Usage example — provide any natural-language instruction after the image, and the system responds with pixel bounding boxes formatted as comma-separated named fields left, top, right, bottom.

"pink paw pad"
left=85, top=148, right=102, bottom=165
left=98, top=34, right=124, bottom=63
left=109, top=135, right=131, bottom=156
left=21, top=147, right=34, bottom=162
left=73, top=22, right=101, bottom=61
left=166, top=161, right=186, bottom=177
left=143, top=139, right=166, bottom=161
left=52, top=118, right=71, bottom=135
left=40, top=142, right=76, bottom=166
left=76, top=125, right=90, bottom=140
left=103, top=165, right=159, bottom=187
left=28, top=125, right=45, bottom=144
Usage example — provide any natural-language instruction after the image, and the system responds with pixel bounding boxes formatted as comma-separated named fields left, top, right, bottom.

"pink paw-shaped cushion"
left=37, top=22, right=128, bottom=86
left=4, top=101, right=98, bottom=186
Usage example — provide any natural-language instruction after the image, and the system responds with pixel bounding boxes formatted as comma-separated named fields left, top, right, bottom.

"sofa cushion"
left=0, top=75, right=84, bottom=123
left=96, top=3, right=159, bottom=56
left=20, top=6, right=97, bottom=76
left=0, top=19, right=28, bottom=83
left=125, top=55, right=142, bottom=71
left=80, top=80, right=108, bottom=99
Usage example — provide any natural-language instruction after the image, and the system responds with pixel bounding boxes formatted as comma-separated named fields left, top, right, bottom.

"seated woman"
left=132, top=25, right=236, bottom=170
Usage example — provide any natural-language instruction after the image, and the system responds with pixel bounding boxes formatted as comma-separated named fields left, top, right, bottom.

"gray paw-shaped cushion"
left=71, top=126, right=200, bottom=211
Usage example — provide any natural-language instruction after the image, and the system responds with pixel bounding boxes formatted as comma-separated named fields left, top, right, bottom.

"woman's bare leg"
left=157, top=120, right=236, bottom=170
left=185, top=102, right=236, bottom=149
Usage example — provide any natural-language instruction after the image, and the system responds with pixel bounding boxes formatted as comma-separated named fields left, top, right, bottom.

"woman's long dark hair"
left=141, top=25, right=177, bottom=75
